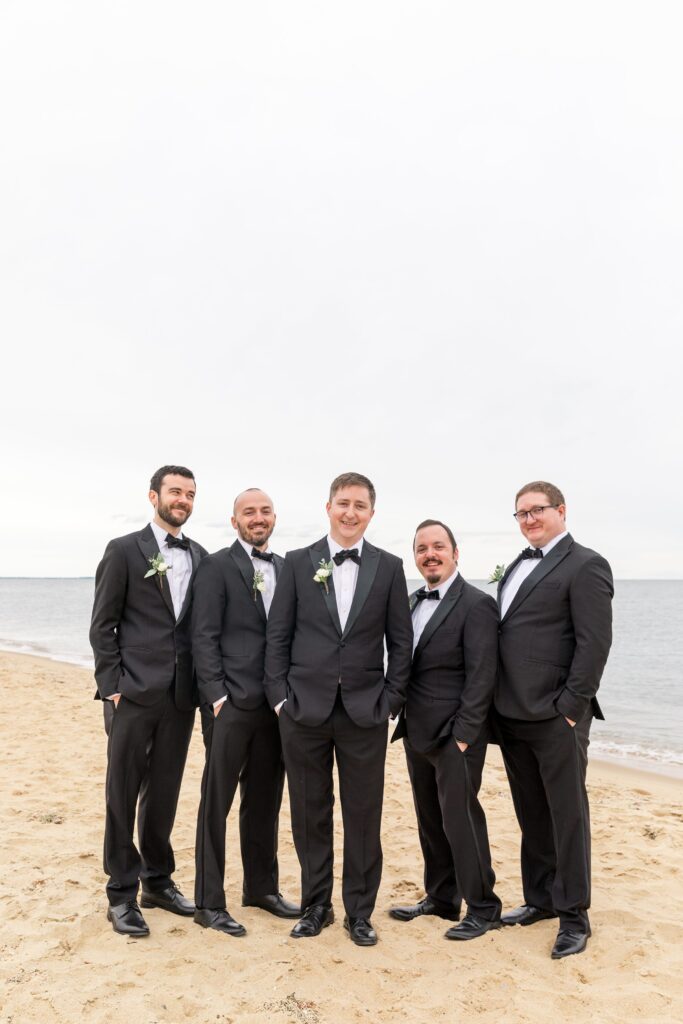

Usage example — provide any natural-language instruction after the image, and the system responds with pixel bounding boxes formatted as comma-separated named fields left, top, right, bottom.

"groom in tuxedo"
left=390, top=520, right=502, bottom=939
left=492, top=481, right=613, bottom=959
left=265, top=472, right=413, bottom=946
left=90, top=465, right=207, bottom=936
left=192, top=488, right=300, bottom=936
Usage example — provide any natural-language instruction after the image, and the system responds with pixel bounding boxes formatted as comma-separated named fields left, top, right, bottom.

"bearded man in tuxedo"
left=265, top=472, right=413, bottom=946
left=90, top=465, right=207, bottom=937
left=492, top=481, right=613, bottom=959
left=191, top=488, right=300, bottom=937
left=390, top=520, right=501, bottom=940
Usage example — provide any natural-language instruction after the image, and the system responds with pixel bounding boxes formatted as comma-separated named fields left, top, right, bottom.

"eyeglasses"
left=513, top=504, right=560, bottom=523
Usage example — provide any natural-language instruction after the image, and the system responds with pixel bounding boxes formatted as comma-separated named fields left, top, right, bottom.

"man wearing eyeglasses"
left=492, top=481, right=613, bottom=960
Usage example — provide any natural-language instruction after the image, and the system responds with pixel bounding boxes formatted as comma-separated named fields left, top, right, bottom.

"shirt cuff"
left=213, top=695, right=228, bottom=709
left=274, top=699, right=286, bottom=714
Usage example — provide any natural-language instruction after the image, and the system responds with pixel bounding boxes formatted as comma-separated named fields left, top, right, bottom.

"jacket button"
left=339, top=641, right=345, bottom=648
left=497, top=628, right=502, bottom=636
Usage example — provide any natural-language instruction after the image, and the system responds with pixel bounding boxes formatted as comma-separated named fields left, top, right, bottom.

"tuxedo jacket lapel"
left=342, top=541, right=380, bottom=639
left=137, top=526, right=175, bottom=620
left=497, top=556, right=522, bottom=612
left=413, top=576, right=465, bottom=658
left=502, top=534, right=574, bottom=621
left=176, top=540, right=203, bottom=626
left=309, top=539, right=342, bottom=636
left=231, top=541, right=267, bottom=623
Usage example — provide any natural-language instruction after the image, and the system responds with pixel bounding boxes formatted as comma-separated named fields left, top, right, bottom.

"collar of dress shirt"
left=327, top=534, right=365, bottom=559
left=237, top=536, right=271, bottom=559
left=150, top=520, right=184, bottom=550
left=538, top=530, right=568, bottom=557
left=419, top=566, right=459, bottom=598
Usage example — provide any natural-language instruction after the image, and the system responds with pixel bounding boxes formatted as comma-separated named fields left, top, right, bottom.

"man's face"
left=515, top=489, right=566, bottom=548
left=414, top=525, right=458, bottom=587
left=326, top=485, right=375, bottom=547
left=232, top=490, right=276, bottom=549
left=150, top=474, right=196, bottom=529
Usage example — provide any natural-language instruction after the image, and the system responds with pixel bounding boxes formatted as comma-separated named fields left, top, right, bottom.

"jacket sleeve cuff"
left=555, top=689, right=589, bottom=723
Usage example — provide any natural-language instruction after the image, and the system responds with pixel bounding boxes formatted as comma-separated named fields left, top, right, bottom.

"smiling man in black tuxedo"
left=90, top=465, right=208, bottom=937
left=390, top=520, right=502, bottom=940
left=191, top=488, right=300, bottom=937
left=492, top=481, right=613, bottom=959
left=265, top=472, right=413, bottom=946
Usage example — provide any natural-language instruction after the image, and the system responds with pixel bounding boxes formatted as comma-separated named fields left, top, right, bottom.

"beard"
left=237, top=522, right=274, bottom=547
left=156, top=500, right=191, bottom=528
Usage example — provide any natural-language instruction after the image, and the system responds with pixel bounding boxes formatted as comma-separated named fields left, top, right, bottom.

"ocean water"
left=1, top=578, right=681, bottom=775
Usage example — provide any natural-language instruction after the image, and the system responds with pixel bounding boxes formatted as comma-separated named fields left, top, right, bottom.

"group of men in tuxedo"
left=90, top=467, right=613, bottom=960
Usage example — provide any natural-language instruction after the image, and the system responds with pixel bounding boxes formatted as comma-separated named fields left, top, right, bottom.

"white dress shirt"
left=412, top=568, right=460, bottom=653
left=499, top=530, right=568, bottom=618
left=150, top=520, right=192, bottom=619
left=237, top=536, right=277, bottom=616
left=327, top=534, right=364, bottom=632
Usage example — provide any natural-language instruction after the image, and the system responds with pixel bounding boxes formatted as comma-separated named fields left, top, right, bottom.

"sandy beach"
left=1, top=651, right=681, bottom=1024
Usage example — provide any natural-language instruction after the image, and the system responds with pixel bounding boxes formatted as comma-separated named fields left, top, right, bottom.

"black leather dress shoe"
left=290, top=905, right=334, bottom=938
left=344, top=916, right=378, bottom=946
left=107, top=901, right=150, bottom=937
left=389, top=897, right=460, bottom=922
left=242, top=893, right=301, bottom=919
left=141, top=883, right=195, bottom=917
left=194, top=907, right=246, bottom=937
left=501, top=904, right=558, bottom=927
left=551, top=927, right=591, bottom=959
left=444, top=913, right=502, bottom=941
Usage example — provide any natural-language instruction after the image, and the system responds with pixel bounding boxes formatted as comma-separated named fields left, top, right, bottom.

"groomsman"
left=90, top=465, right=207, bottom=936
left=390, top=520, right=501, bottom=939
left=265, top=473, right=413, bottom=946
left=192, top=488, right=300, bottom=936
left=492, top=481, right=613, bottom=959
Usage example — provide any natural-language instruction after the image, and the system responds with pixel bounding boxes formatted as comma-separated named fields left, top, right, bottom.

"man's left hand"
left=565, top=717, right=576, bottom=727
left=456, top=740, right=469, bottom=752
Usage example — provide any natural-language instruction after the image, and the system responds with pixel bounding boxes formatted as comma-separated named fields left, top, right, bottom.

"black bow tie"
left=521, top=547, right=543, bottom=560
left=166, top=534, right=189, bottom=550
left=333, top=548, right=360, bottom=566
left=416, top=589, right=440, bottom=602
left=252, top=549, right=274, bottom=562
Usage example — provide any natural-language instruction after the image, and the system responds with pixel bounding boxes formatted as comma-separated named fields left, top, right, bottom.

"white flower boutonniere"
left=145, top=552, right=172, bottom=591
left=253, top=569, right=266, bottom=600
left=313, top=558, right=334, bottom=594
left=488, top=564, right=506, bottom=584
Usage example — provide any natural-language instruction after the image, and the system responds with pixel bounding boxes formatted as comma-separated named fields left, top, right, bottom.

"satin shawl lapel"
left=309, top=539, right=342, bottom=636
left=502, top=534, right=574, bottom=622
left=274, top=552, right=284, bottom=581
left=230, top=541, right=267, bottom=623
left=342, top=541, right=380, bottom=639
left=497, top=555, right=523, bottom=612
left=137, top=526, right=175, bottom=620
left=413, top=575, right=465, bottom=658
left=176, top=540, right=203, bottom=626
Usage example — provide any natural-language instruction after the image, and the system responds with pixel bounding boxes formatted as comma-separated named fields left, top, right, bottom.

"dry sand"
left=1, top=652, right=681, bottom=1024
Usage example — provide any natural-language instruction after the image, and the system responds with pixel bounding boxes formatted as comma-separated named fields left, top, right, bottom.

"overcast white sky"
left=2, top=1, right=681, bottom=579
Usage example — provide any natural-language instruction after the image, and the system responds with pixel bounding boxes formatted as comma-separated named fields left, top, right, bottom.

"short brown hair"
left=329, top=472, right=376, bottom=508
left=149, top=465, right=195, bottom=494
left=413, top=519, right=457, bottom=552
left=515, top=481, right=565, bottom=508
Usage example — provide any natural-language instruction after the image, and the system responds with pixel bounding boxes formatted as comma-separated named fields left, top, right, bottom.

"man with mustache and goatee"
left=390, top=520, right=502, bottom=940
left=90, top=465, right=207, bottom=937
left=191, top=489, right=299, bottom=936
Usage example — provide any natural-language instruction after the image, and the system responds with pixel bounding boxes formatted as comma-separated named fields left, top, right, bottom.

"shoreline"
left=3, top=646, right=681, bottom=782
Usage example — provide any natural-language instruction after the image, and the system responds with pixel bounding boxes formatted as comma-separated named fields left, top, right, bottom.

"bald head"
left=231, top=488, right=276, bottom=550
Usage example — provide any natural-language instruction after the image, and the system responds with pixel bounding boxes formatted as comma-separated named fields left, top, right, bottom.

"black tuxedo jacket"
left=90, top=525, right=207, bottom=710
left=392, top=576, right=499, bottom=752
left=264, top=537, right=413, bottom=728
left=494, top=533, right=613, bottom=723
left=191, top=541, right=284, bottom=709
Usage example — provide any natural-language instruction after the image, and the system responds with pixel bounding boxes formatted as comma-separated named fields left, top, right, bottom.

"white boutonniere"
left=488, top=564, right=506, bottom=584
left=313, top=558, right=334, bottom=594
left=253, top=569, right=266, bottom=600
left=145, top=552, right=171, bottom=591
